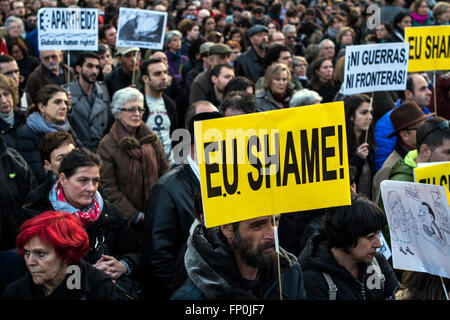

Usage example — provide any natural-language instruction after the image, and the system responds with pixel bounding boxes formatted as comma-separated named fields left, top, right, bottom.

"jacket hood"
left=389, top=150, right=416, bottom=180
left=185, top=223, right=298, bottom=299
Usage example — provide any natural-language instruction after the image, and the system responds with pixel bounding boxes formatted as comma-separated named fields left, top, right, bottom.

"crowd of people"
left=0, top=0, right=449, bottom=302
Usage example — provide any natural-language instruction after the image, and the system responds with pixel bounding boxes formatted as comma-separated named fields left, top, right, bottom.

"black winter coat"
left=299, top=235, right=400, bottom=300
left=234, top=46, right=265, bottom=83
left=0, top=138, right=37, bottom=250
left=21, top=194, right=142, bottom=277
left=0, top=110, right=25, bottom=149
left=13, top=122, right=82, bottom=184
left=143, top=163, right=200, bottom=299
left=2, top=259, right=118, bottom=300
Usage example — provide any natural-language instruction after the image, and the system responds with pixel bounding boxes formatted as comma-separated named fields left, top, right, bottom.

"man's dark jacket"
left=233, top=46, right=265, bottom=83
left=143, top=163, right=200, bottom=299
left=0, top=138, right=37, bottom=250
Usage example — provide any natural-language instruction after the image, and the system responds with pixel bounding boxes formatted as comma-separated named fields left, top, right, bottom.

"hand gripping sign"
left=194, top=102, right=352, bottom=228
left=38, top=7, right=98, bottom=51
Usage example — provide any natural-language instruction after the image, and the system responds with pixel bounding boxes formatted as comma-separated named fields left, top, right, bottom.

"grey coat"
left=255, top=89, right=290, bottom=112
left=64, top=77, right=113, bottom=152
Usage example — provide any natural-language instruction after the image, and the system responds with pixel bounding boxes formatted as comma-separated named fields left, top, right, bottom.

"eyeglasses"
left=42, top=54, right=59, bottom=61
left=417, top=120, right=450, bottom=146
left=287, top=36, right=296, bottom=40
left=120, top=106, right=145, bottom=113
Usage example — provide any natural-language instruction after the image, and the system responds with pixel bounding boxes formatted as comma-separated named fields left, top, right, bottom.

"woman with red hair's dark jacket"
left=2, top=211, right=118, bottom=300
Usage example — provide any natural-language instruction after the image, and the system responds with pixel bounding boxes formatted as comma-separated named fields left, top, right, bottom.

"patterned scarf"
left=49, top=182, right=103, bottom=228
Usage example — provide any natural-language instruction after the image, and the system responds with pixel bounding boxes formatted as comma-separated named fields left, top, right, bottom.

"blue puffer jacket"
left=374, top=100, right=431, bottom=171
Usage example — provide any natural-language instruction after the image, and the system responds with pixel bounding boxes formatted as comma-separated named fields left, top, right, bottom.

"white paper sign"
left=377, top=231, right=392, bottom=260
left=380, top=180, right=450, bottom=279
left=343, top=42, right=410, bottom=95
left=38, top=7, right=98, bottom=51
left=116, top=8, right=167, bottom=50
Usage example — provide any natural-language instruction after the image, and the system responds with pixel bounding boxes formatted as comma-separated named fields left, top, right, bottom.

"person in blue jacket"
left=374, top=73, right=432, bottom=171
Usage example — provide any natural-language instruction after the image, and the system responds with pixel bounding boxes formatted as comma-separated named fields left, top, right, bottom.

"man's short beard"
left=231, top=230, right=276, bottom=270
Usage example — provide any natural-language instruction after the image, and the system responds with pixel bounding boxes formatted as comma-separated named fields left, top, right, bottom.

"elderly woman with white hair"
left=4, top=15, right=26, bottom=48
left=97, top=87, right=169, bottom=227
left=164, top=30, right=188, bottom=84
left=289, top=88, right=323, bottom=108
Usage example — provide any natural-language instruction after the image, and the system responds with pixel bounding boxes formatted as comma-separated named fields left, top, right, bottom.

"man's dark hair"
left=318, top=194, right=386, bottom=252
left=99, top=24, right=114, bottom=40
left=140, top=58, right=164, bottom=77
left=75, top=52, right=100, bottom=68
left=264, top=43, right=291, bottom=68
left=0, top=54, right=15, bottom=65
left=40, top=131, right=75, bottom=164
left=416, top=116, right=450, bottom=150
left=211, top=63, right=233, bottom=79
left=58, top=148, right=103, bottom=178
left=223, top=76, right=255, bottom=97
left=221, top=91, right=257, bottom=115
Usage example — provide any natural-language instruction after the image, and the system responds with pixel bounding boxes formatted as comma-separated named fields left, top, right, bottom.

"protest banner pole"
left=67, top=51, right=71, bottom=86
left=433, top=71, right=438, bottom=117
left=132, top=50, right=138, bottom=86
left=273, top=214, right=282, bottom=300
left=441, top=277, right=449, bottom=300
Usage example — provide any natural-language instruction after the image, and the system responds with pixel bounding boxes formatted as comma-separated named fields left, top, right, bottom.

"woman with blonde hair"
left=256, top=63, right=293, bottom=111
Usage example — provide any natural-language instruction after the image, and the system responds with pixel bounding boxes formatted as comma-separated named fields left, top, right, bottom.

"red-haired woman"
left=2, top=211, right=118, bottom=299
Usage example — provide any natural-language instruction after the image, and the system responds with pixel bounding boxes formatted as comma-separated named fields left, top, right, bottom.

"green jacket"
left=388, top=150, right=418, bottom=182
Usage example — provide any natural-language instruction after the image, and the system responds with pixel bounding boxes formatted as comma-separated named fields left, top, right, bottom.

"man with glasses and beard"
left=63, top=52, right=113, bottom=152
left=25, top=50, right=74, bottom=102
left=171, top=193, right=307, bottom=300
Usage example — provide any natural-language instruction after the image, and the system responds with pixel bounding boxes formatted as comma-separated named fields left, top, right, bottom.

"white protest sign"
left=116, top=8, right=167, bottom=50
left=380, top=180, right=450, bottom=279
left=38, top=7, right=98, bottom=51
left=377, top=231, right=392, bottom=260
left=343, top=42, right=409, bottom=95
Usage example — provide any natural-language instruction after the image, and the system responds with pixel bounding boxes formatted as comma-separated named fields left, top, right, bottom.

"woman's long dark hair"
left=309, top=57, right=335, bottom=92
left=344, top=94, right=376, bottom=151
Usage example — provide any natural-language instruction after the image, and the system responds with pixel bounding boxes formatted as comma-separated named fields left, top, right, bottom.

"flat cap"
left=209, top=43, right=232, bottom=55
left=247, top=24, right=269, bottom=37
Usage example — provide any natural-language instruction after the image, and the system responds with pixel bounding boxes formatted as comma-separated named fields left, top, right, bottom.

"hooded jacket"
left=299, top=235, right=399, bottom=300
left=171, top=224, right=307, bottom=300
left=388, top=150, right=417, bottom=182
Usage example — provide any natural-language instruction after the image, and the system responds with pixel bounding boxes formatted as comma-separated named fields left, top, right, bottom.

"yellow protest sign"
left=414, top=162, right=450, bottom=208
left=405, top=25, right=450, bottom=72
left=195, top=102, right=352, bottom=228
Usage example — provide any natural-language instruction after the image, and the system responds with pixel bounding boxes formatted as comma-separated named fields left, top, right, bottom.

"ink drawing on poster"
left=380, top=180, right=450, bottom=279
left=116, top=8, right=167, bottom=49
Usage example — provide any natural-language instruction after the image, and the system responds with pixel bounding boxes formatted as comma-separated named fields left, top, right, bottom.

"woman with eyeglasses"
left=97, top=87, right=169, bottom=228
left=410, top=0, right=433, bottom=26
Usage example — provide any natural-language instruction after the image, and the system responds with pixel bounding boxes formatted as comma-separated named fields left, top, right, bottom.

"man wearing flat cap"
left=234, top=24, right=268, bottom=83
left=189, top=43, right=232, bottom=105
left=372, top=102, right=433, bottom=203
left=105, top=47, right=143, bottom=98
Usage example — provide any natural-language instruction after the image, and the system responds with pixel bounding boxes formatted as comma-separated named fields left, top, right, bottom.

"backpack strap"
left=371, top=257, right=385, bottom=288
left=322, top=272, right=337, bottom=300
